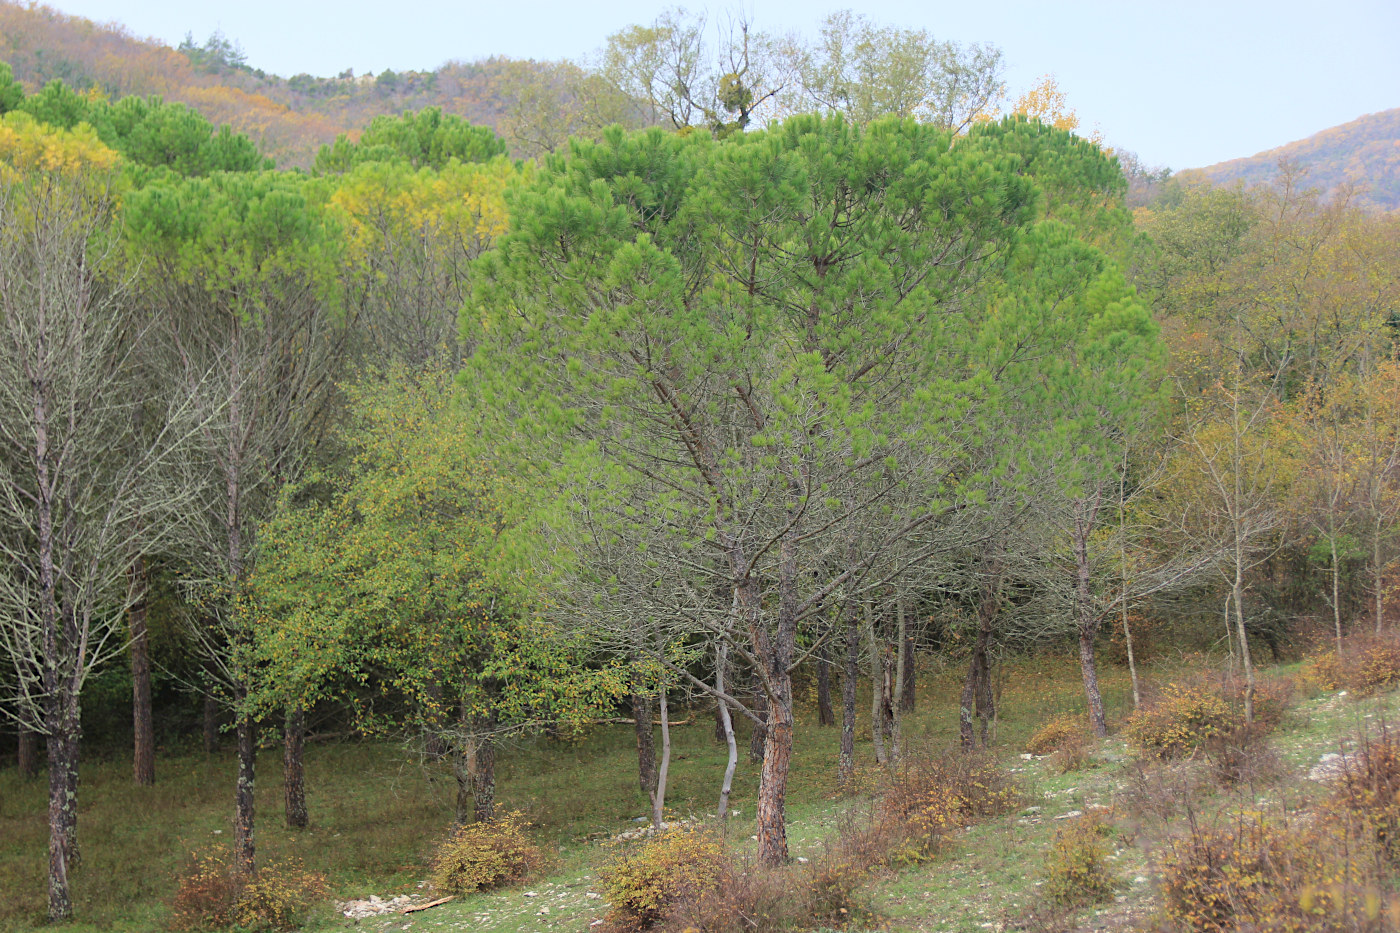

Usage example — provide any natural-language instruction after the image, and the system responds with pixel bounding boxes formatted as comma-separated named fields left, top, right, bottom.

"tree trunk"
left=234, top=712, right=256, bottom=874
left=748, top=666, right=768, bottom=763
left=631, top=692, right=656, bottom=797
left=46, top=725, right=79, bottom=922
left=959, top=654, right=977, bottom=750
left=755, top=665, right=793, bottom=866
left=815, top=638, right=836, bottom=727
left=1122, top=603, right=1142, bottom=711
left=202, top=694, right=220, bottom=754
left=899, top=627, right=917, bottom=713
left=891, top=598, right=907, bottom=761
left=1331, top=536, right=1343, bottom=651
left=1073, top=498, right=1108, bottom=737
left=1233, top=572, right=1256, bottom=725
left=423, top=679, right=446, bottom=760
left=868, top=608, right=888, bottom=767
left=17, top=727, right=39, bottom=778
left=472, top=733, right=496, bottom=822
left=837, top=603, right=859, bottom=786
left=715, top=646, right=738, bottom=819
left=130, top=559, right=154, bottom=787
left=283, top=707, right=307, bottom=829
left=1375, top=513, right=1386, bottom=634
left=649, top=688, right=671, bottom=830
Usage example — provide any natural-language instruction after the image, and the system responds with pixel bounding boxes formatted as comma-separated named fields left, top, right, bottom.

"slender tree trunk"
left=631, top=692, right=656, bottom=798
left=233, top=711, right=256, bottom=874
left=17, top=727, right=39, bottom=778
left=1233, top=568, right=1255, bottom=725
left=1375, top=513, right=1386, bottom=634
left=837, top=603, right=859, bottom=786
left=1122, top=603, right=1142, bottom=711
left=1073, top=496, right=1108, bottom=737
left=891, top=598, right=907, bottom=761
left=868, top=608, right=888, bottom=767
left=899, top=627, right=917, bottom=713
left=815, top=638, right=836, bottom=727
left=202, top=695, right=220, bottom=754
left=650, top=688, right=670, bottom=830
left=715, top=645, right=738, bottom=819
left=423, top=679, right=446, bottom=760
left=1331, top=537, right=1344, bottom=650
left=130, top=559, right=154, bottom=786
left=283, top=707, right=307, bottom=828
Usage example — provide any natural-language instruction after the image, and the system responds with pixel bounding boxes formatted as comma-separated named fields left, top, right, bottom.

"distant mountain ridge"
left=1183, top=108, right=1400, bottom=212
left=0, top=1, right=587, bottom=165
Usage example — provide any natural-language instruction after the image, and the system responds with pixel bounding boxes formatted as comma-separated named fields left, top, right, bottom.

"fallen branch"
left=402, top=895, right=455, bottom=914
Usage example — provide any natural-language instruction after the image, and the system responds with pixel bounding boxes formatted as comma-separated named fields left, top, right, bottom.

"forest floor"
left=0, top=651, right=1387, bottom=932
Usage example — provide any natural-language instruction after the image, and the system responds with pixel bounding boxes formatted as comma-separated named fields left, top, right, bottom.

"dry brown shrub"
left=1160, top=809, right=1397, bottom=932
left=1309, top=630, right=1400, bottom=696
left=877, top=749, right=1019, bottom=861
left=169, top=852, right=327, bottom=933
left=1026, top=713, right=1090, bottom=756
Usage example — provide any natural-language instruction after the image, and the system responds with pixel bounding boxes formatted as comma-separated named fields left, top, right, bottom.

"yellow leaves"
left=0, top=111, right=120, bottom=182
left=1011, top=74, right=1097, bottom=141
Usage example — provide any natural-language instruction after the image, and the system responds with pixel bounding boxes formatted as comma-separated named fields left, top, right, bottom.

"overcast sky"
left=49, top=0, right=1400, bottom=170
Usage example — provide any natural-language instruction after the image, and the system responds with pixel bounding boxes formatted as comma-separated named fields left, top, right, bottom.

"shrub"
left=1124, top=684, right=1235, bottom=759
left=1160, top=812, right=1394, bottom=932
left=1310, top=631, right=1400, bottom=696
left=1202, top=723, right=1281, bottom=787
left=1125, top=675, right=1294, bottom=761
left=430, top=812, right=544, bottom=895
left=600, top=829, right=728, bottom=930
left=1047, top=731, right=1093, bottom=775
left=879, top=750, right=1018, bottom=861
left=805, top=812, right=892, bottom=925
left=1026, top=714, right=1088, bottom=756
left=170, top=852, right=327, bottom=933
left=1040, top=815, right=1114, bottom=908
left=1330, top=723, right=1400, bottom=864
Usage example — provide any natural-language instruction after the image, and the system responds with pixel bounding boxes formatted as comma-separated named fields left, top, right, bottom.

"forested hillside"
left=2, top=5, right=1400, bottom=933
left=0, top=0, right=615, bottom=164
left=1184, top=107, right=1400, bottom=211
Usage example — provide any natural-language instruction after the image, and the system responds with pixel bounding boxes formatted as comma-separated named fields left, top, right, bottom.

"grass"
left=4, top=650, right=1385, bottom=933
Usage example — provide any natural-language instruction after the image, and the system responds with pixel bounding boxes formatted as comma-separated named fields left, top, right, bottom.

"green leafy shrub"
left=1041, top=815, right=1114, bottom=907
left=169, top=852, right=327, bottom=932
left=430, top=812, right=544, bottom=895
left=599, top=829, right=728, bottom=930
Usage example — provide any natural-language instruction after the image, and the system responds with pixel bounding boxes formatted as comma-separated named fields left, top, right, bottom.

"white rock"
left=1054, top=810, right=1084, bottom=820
left=1308, top=753, right=1347, bottom=782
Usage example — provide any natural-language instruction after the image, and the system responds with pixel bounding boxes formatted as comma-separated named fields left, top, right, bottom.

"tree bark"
left=755, top=663, right=793, bottom=866
left=748, top=666, right=768, bottom=763
left=1233, top=571, right=1256, bottom=725
left=202, top=694, right=220, bottom=754
left=868, top=608, right=888, bottom=766
left=472, top=732, right=496, bottom=822
left=815, top=637, right=836, bottom=727
left=17, top=727, right=39, bottom=778
left=649, top=687, right=671, bottom=830
left=715, top=645, right=738, bottom=819
left=631, top=692, right=656, bottom=797
left=130, top=558, right=154, bottom=786
left=899, top=626, right=917, bottom=713
left=891, top=598, right=907, bottom=761
left=234, top=711, right=256, bottom=874
left=837, top=602, right=859, bottom=786
left=283, top=706, right=307, bottom=829
left=46, top=726, right=79, bottom=921
left=1073, top=494, right=1109, bottom=737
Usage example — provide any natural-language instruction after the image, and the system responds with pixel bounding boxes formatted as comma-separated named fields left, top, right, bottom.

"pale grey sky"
left=49, top=0, right=1400, bottom=170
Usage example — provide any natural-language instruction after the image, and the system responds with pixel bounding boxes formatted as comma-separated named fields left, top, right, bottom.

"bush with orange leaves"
left=169, top=852, right=327, bottom=932
left=877, top=750, right=1019, bottom=862
left=1309, top=630, right=1400, bottom=696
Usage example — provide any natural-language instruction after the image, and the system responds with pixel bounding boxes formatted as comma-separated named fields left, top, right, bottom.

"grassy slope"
left=2, top=654, right=1381, bottom=933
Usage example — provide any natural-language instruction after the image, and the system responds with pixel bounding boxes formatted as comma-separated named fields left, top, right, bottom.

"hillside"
left=0, top=1, right=594, bottom=165
left=1184, top=107, right=1400, bottom=211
